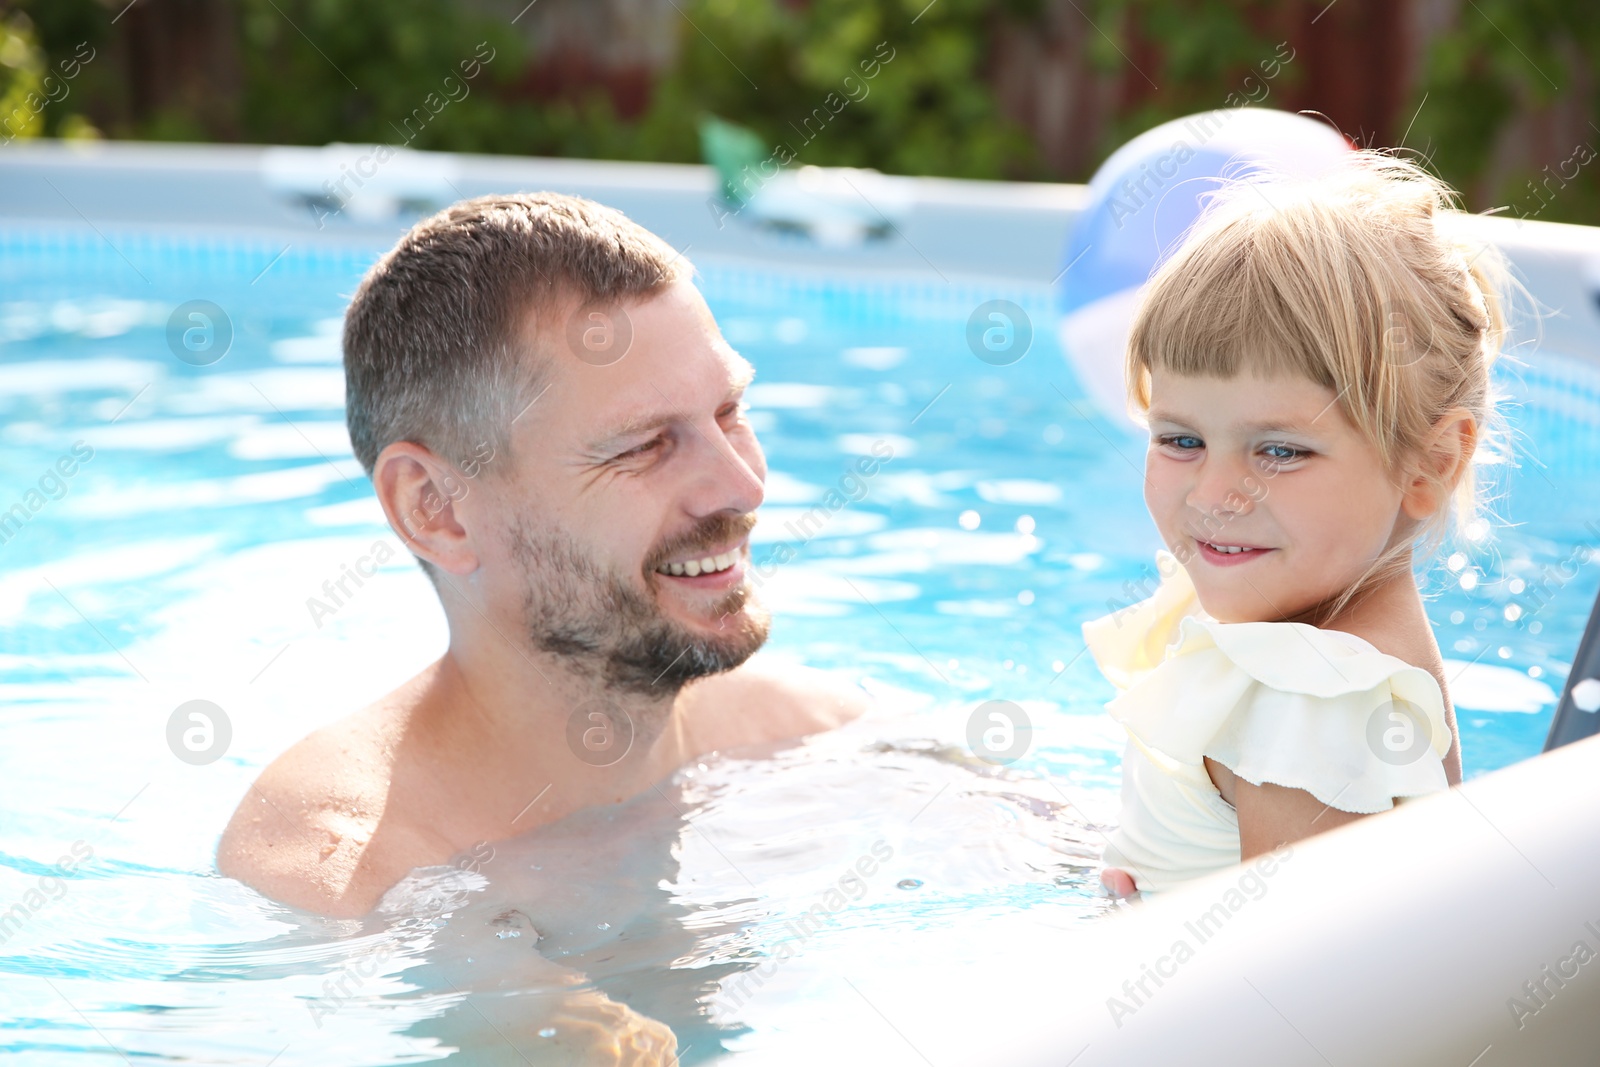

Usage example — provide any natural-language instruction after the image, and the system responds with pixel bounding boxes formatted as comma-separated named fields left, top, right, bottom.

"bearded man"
left=218, top=193, right=866, bottom=923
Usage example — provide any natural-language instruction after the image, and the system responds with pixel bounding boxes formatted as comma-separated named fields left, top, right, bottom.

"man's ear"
left=372, top=441, right=480, bottom=577
left=1400, top=407, right=1477, bottom=521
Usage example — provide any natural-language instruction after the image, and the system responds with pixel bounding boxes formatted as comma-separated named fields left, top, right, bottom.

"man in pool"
left=217, top=193, right=867, bottom=921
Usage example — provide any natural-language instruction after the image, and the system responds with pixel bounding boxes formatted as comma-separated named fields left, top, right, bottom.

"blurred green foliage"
left=0, top=10, right=47, bottom=143
left=3, top=0, right=1597, bottom=223
left=1410, top=0, right=1600, bottom=223
left=1094, top=0, right=1301, bottom=150
left=232, top=0, right=527, bottom=152
left=641, top=0, right=1041, bottom=179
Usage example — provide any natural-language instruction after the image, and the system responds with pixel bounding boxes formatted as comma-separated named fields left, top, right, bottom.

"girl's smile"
left=1193, top=540, right=1274, bottom=566
left=1099, top=150, right=1484, bottom=894
left=1143, top=368, right=1411, bottom=625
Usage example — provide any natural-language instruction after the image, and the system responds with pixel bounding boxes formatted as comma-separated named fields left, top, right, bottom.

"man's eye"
left=616, top=437, right=663, bottom=460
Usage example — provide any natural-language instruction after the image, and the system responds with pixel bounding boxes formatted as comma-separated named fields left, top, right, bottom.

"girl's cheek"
left=1145, top=450, right=1182, bottom=488
left=1143, top=461, right=1183, bottom=523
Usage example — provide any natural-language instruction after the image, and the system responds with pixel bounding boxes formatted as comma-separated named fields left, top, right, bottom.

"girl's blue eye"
left=1261, top=443, right=1305, bottom=461
left=1159, top=434, right=1203, bottom=451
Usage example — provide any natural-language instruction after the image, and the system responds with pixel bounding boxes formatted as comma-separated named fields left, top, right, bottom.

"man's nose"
left=684, top=419, right=765, bottom=517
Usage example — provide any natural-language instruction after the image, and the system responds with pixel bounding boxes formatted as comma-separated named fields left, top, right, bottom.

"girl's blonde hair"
left=1125, top=149, right=1511, bottom=626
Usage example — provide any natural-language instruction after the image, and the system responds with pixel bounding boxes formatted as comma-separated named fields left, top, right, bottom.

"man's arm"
left=215, top=725, right=439, bottom=919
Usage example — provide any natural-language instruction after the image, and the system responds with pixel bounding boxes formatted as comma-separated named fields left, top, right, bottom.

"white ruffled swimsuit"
left=1081, top=550, right=1452, bottom=894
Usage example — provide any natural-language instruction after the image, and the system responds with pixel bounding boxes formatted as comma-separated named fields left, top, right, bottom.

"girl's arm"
left=1227, top=772, right=1367, bottom=860
left=1100, top=769, right=1372, bottom=898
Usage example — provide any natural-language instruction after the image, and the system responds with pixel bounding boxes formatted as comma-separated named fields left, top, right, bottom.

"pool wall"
left=2, top=139, right=1596, bottom=366
left=811, top=731, right=1600, bottom=1066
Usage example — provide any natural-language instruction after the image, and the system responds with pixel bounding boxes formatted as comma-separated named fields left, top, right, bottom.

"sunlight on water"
left=0, top=230, right=1594, bottom=1062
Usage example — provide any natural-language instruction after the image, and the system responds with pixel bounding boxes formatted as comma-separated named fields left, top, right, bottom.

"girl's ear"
left=1400, top=407, right=1477, bottom=521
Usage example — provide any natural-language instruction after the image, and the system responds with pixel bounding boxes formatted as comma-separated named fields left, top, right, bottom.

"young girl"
left=1082, top=150, right=1509, bottom=898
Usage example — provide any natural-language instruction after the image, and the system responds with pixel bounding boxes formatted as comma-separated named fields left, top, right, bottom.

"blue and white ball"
left=1057, top=109, right=1351, bottom=430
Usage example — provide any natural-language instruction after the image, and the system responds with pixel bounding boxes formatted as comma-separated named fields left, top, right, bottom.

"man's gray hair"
left=342, top=191, right=689, bottom=477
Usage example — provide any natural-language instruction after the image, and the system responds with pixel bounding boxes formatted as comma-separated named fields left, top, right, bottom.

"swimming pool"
left=1, top=217, right=1596, bottom=1064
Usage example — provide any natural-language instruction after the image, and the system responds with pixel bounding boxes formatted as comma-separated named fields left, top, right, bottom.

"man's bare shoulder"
left=216, top=703, right=450, bottom=919
left=682, top=657, right=871, bottom=749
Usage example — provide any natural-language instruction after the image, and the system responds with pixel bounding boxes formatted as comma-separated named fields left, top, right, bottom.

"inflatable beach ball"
left=1057, top=109, right=1351, bottom=430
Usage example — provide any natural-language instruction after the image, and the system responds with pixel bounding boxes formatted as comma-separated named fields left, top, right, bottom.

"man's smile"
left=652, top=538, right=749, bottom=584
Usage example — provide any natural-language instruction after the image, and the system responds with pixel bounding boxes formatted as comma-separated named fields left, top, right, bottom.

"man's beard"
left=509, top=512, right=770, bottom=697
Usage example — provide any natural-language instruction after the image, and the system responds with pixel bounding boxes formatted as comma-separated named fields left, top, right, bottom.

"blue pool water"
left=1, top=224, right=1597, bottom=1063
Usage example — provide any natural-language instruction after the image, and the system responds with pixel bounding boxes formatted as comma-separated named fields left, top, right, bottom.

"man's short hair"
left=343, top=192, right=689, bottom=477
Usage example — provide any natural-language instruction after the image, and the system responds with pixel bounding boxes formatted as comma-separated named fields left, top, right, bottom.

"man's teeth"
left=657, top=550, right=739, bottom=577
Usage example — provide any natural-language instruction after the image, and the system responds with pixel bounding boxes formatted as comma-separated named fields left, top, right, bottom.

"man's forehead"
left=502, top=273, right=757, bottom=445
left=589, top=350, right=754, bottom=444
left=522, top=277, right=729, bottom=372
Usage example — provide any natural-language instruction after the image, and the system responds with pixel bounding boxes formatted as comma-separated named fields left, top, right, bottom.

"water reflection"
left=244, top=713, right=1112, bottom=1063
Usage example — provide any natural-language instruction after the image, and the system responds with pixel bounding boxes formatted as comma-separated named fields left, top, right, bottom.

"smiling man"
left=217, top=193, right=866, bottom=921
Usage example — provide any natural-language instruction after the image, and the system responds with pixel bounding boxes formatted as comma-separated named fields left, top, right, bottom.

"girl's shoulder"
left=1081, top=549, right=1439, bottom=692
left=1079, top=549, right=1203, bottom=689
left=1082, top=550, right=1451, bottom=813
